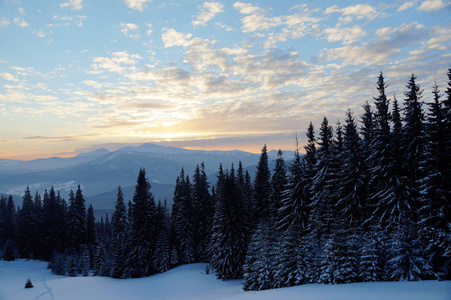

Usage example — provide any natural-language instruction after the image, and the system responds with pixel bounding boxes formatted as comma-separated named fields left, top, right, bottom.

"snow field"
left=0, top=260, right=450, bottom=300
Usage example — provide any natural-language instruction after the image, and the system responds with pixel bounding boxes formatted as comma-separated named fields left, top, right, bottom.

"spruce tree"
left=3, top=195, right=17, bottom=246
left=309, top=117, right=335, bottom=239
left=111, top=186, right=129, bottom=278
left=252, top=145, right=273, bottom=226
left=192, top=163, right=213, bottom=261
left=368, top=73, right=394, bottom=222
left=86, top=204, right=97, bottom=265
left=210, top=166, right=248, bottom=280
left=33, top=191, right=43, bottom=259
left=154, top=200, right=171, bottom=273
left=0, top=196, right=6, bottom=248
left=401, top=74, right=425, bottom=205
left=172, top=168, right=195, bottom=263
left=17, top=186, right=38, bottom=259
left=278, top=138, right=308, bottom=232
left=93, top=243, right=111, bottom=276
left=336, top=109, right=367, bottom=228
left=129, top=168, right=157, bottom=277
left=418, top=82, right=451, bottom=279
left=243, top=217, right=278, bottom=290
left=272, top=149, right=288, bottom=219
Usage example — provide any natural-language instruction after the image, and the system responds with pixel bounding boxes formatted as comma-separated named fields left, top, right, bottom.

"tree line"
left=0, top=69, right=450, bottom=290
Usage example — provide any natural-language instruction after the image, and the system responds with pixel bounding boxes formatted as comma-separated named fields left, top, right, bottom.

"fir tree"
left=252, top=145, right=273, bottom=226
left=418, top=82, right=451, bottom=279
left=359, top=231, right=381, bottom=282
left=154, top=201, right=171, bottom=273
left=309, top=117, right=335, bottom=239
left=278, top=139, right=308, bottom=232
left=172, top=168, right=196, bottom=263
left=111, top=186, right=129, bottom=278
left=3, top=195, right=17, bottom=247
left=401, top=74, right=425, bottom=207
left=17, top=186, right=38, bottom=259
left=79, top=244, right=91, bottom=276
left=192, top=163, right=213, bottom=261
left=272, top=150, right=288, bottom=219
left=336, top=110, right=367, bottom=228
left=0, top=196, right=6, bottom=248
left=129, top=168, right=157, bottom=277
left=93, top=243, right=111, bottom=277
left=387, top=218, right=432, bottom=281
left=210, top=166, right=248, bottom=280
left=243, top=218, right=278, bottom=291
left=86, top=204, right=96, bottom=265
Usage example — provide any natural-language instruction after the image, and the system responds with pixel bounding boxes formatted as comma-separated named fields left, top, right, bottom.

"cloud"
left=323, top=22, right=428, bottom=66
left=14, top=17, right=29, bottom=27
left=90, top=51, right=142, bottom=74
left=123, top=0, right=152, bottom=11
left=192, top=2, right=224, bottom=27
left=47, top=15, right=86, bottom=27
left=22, top=133, right=98, bottom=143
left=233, top=2, right=283, bottom=33
left=0, top=17, right=10, bottom=27
left=325, top=4, right=381, bottom=26
left=33, top=29, right=46, bottom=37
left=233, top=3, right=320, bottom=47
left=83, top=80, right=103, bottom=89
left=60, top=0, right=83, bottom=10
left=161, top=28, right=193, bottom=48
left=0, top=73, right=18, bottom=81
left=120, top=22, right=140, bottom=39
left=215, top=22, right=233, bottom=31
left=398, top=1, right=418, bottom=11
left=418, top=0, right=446, bottom=11
left=323, top=25, right=367, bottom=44
left=124, top=101, right=174, bottom=109
left=146, top=23, right=153, bottom=36
left=18, top=7, right=25, bottom=14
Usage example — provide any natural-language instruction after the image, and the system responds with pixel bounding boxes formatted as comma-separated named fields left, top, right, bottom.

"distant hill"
left=0, top=143, right=294, bottom=209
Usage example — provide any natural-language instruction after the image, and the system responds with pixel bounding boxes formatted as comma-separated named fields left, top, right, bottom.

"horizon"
left=2, top=140, right=299, bottom=162
left=1, top=0, right=450, bottom=160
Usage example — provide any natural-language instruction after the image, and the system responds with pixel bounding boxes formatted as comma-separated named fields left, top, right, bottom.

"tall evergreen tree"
left=172, top=168, right=196, bottom=263
left=154, top=200, right=171, bottom=273
left=3, top=195, right=17, bottom=246
left=192, top=163, right=213, bottom=261
left=67, top=186, right=87, bottom=250
left=129, top=168, right=157, bottom=277
left=418, top=83, right=451, bottom=279
left=368, top=72, right=394, bottom=220
left=401, top=74, right=425, bottom=201
left=0, top=196, right=6, bottom=248
left=272, top=149, right=288, bottom=218
left=210, top=166, right=248, bottom=279
left=17, top=186, right=38, bottom=259
left=278, top=136, right=309, bottom=232
left=336, top=109, right=367, bottom=228
left=86, top=204, right=97, bottom=266
left=252, top=145, right=273, bottom=226
left=111, top=186, right=129, bottom=278
left=309, top=117, right=335, bottom=238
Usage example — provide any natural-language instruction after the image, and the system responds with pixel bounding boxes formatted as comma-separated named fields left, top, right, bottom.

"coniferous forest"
left=1, top=70, right=450, bottom=290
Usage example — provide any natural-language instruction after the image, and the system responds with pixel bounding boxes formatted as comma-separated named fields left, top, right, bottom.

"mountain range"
left=0, top=143, right=293, bottom=210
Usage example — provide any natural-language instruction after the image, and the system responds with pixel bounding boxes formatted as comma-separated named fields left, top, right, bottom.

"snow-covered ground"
left=0, top=260, right=450, bottom=300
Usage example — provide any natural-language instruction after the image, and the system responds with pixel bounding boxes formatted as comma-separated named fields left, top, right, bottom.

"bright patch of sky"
left=0, top=0, right=450, bottom=160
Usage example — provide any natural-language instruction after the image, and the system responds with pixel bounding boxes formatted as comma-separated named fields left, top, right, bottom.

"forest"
left=0, top=70, right=450, bottom=291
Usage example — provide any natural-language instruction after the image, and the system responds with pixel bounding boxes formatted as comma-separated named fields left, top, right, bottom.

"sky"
left=0, top=0, right=450, bottom=160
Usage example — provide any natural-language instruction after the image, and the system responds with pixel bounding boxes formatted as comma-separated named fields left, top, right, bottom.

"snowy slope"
left=1, top=260, right=450, bottom=300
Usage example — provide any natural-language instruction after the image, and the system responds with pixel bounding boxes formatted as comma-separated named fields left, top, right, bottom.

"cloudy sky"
left=0, top=0, right=450, bottom=160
